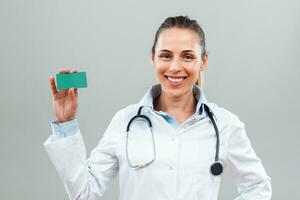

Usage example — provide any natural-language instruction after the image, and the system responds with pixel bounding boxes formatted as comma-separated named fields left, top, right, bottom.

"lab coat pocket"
left=188, top=138, right=220, bottom=198
left=191, top=153, right=221, bottom=198
left=191, top=168, right=220, bottom=199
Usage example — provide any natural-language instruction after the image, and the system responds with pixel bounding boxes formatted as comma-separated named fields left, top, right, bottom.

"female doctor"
left=44, top=16, right=272, bottom=200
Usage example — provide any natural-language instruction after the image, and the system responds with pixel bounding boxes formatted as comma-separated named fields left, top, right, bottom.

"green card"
left=56, top=72, right=88, bottom=90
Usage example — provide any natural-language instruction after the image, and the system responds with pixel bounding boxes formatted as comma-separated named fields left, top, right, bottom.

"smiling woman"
left=150, top=17, right=208, bottom=124
left=44, top=15, right=272, bottom=200
left=151, top=16, right=207, bottom=87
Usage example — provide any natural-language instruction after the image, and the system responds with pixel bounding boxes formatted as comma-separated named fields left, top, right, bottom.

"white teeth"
left=167, top=76, right=184, bottom=83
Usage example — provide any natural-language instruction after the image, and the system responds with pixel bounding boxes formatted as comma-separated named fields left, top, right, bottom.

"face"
left=151, top=28, right=208, bottom=98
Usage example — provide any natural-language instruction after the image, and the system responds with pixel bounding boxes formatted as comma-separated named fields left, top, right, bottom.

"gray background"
left=0, top=0, right=299, bottom=199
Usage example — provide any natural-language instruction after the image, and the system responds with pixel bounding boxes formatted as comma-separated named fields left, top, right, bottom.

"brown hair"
left=151, top=15, right=207, bottom=86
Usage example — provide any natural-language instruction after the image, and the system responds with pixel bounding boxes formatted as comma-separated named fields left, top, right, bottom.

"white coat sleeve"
left=225, top=115, right=272, bottom=200
left=43, top=110, right=123, bottom=200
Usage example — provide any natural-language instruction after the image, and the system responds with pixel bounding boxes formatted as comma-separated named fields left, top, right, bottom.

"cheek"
left=154, top=62, right=169, bottom=75
left=185, top=64, right=200, bottom=77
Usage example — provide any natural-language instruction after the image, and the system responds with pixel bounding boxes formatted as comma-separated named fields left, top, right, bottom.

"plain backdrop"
left=0, top=0, right=299, bottom=199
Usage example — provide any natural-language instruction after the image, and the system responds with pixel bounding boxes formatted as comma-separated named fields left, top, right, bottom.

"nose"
left=169, top=57, right=182, bottom=72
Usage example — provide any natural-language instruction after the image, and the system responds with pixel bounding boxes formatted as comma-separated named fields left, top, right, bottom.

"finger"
left=74, top=88, right=78, bottom=97
left=65, top=68, right=71, bottom=73
left=69, top=88, right=78, bottom=99
left=68, top=88, right=73, bottom=97
left=58, top=68, right=67, bottom=73
left=58, top=68, right=71, bottom=74
left=49, top=76, right=58, bottom=96
left=72, top=68, right=78, bottom=73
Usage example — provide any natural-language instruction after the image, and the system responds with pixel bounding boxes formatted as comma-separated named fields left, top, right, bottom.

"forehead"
left=156, top=28, right=201, bottom=52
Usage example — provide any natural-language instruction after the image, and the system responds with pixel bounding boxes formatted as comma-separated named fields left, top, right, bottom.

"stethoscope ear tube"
left=126, top=114, right=152, bottom=132
left=127, top=106, right=152, bottom=132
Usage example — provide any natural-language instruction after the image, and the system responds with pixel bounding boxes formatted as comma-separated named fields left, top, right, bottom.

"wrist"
left=57, top=117, right=76, bottom=124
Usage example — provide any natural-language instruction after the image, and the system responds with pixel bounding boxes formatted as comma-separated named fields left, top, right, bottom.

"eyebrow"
left=159, top=49, right=195, bottom=53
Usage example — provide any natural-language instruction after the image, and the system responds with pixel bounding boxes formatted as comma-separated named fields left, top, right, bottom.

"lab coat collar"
left=137, top=84, right=217, bottom=120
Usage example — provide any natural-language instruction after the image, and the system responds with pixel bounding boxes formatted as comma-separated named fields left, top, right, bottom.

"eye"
left=183, top=54, right=195, bottom=61
left=159, top=53, right=172, bottom=61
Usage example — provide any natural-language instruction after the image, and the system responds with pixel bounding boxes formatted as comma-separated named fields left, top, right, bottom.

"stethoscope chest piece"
left=210, top=161, right=223, bottom=176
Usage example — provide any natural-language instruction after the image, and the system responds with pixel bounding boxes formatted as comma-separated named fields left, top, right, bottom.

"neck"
left=154, top=89, right=196, bottom=114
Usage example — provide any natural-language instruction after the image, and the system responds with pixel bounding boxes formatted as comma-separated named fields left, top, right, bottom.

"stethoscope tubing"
left=126, top=105, right=223, bottom=175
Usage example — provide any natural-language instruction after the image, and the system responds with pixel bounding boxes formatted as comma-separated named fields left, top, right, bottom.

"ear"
left=200, top=54, right=208, bottom=71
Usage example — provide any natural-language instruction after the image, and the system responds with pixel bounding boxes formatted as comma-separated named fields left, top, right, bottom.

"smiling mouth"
left=164, top=75, right=187, bottom=84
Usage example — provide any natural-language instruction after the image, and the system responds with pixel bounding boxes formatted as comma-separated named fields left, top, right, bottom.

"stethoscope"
left=126, top=104, right=224, bottom=176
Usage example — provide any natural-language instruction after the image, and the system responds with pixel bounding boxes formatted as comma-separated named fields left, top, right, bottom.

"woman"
left=44, top=16, right=272, bottom=200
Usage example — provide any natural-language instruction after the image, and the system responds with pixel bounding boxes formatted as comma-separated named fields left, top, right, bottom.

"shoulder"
left=207, top=102, right=245, bottom=129
left=115, top=104, right=140, bottom=117
left=207, top=102, right=250, bottom=146
left=102, top=104, right=140, bottom=138
left=111, top=104, right=141, bottom=124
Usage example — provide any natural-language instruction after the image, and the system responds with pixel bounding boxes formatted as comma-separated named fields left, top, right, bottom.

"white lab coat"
left=44, top=84, right=272, bottom=200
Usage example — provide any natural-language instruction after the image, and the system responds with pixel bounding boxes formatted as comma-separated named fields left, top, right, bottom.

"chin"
left=161, top=83, right=190, bottom=97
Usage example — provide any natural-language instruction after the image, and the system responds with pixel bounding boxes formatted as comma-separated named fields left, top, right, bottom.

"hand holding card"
left=49, top=68, right=86, bottom=123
